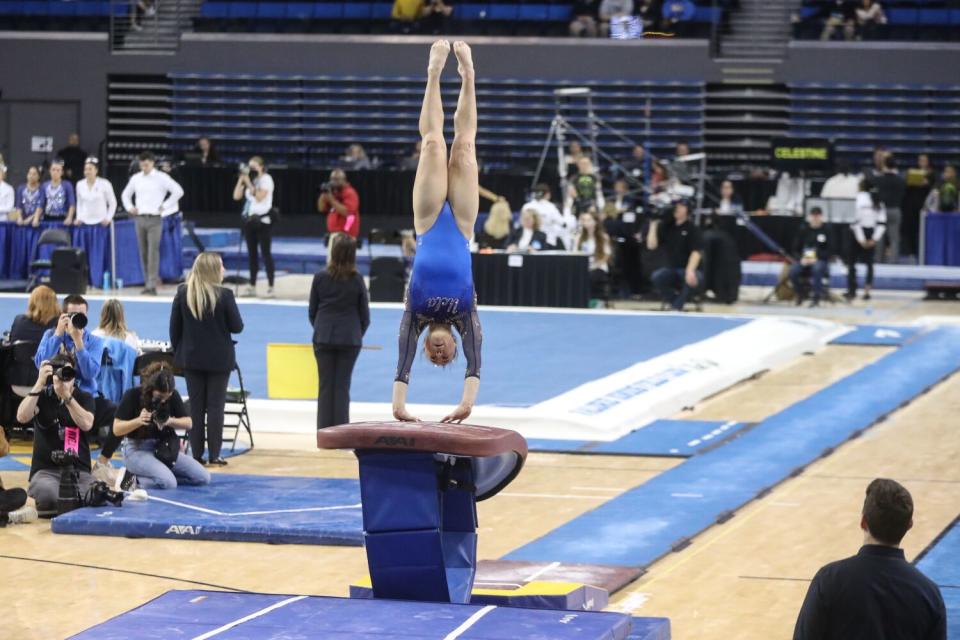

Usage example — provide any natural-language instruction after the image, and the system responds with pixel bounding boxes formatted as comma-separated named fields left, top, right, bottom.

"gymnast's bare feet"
left=428, top=39, right=451, bottom=76
left=453, top=40, right=473, bottom=77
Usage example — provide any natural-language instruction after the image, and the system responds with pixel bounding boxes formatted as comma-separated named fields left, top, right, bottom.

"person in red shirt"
left=318, top=169, right=360, bottom=239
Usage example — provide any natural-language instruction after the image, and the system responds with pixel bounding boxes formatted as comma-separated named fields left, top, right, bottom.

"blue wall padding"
left=69, top=589, right=651, bottom=640
left=916, top=520, right=960, bottom=638
left=51, top=474, right=363, bottom=546
left=507, top=327, right=960, bottom=567
left=527, top=420, right=747, bottom=457
left=830, top=324, right=922, bottom=346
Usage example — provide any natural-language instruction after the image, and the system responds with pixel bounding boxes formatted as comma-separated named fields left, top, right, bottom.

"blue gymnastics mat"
left=507, top=327, right=960, bottom=568
left=51, top=474, right=363, bottom=546
left=69, top=590, right=671, bottom=640
left=916, top=519, right=960, bottom=638
left=829, top=324, right=922, bottom=346
left=527, top=420, right=747, bottom=457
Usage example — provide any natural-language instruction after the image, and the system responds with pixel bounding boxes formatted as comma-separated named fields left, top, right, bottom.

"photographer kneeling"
left=17, top=353, right=95, bottom=517
left=113, top=363, right=210, bottom=490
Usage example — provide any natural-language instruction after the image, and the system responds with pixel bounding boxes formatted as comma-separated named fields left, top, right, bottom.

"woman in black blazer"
left=170, top=252, right=244, bottom=465
left=309, top=234, right=370, bottom=429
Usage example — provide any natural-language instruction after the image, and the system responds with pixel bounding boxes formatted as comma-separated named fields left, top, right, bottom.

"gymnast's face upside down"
left=425, top=324, right=457, bottom=366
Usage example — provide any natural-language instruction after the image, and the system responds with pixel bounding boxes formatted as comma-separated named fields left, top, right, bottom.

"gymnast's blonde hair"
left=186, top=252, right=223, bottom=320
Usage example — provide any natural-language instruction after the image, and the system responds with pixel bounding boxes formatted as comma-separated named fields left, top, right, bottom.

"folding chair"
left=223, top=363, right=253, bottom=452
left=26, top=228, right=72, bottom=292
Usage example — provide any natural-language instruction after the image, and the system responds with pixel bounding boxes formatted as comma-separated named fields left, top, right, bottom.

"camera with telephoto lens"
left=69, top=312, right=87, bottom=330
left=149, top=397, right=170, bottom=426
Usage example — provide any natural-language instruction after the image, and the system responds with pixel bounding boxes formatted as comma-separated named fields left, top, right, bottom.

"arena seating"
left=787, top=81, right=960, bottom=166
left=167, top=73, right=706, bottom=169
left=795, top=0, right=960, bottom=41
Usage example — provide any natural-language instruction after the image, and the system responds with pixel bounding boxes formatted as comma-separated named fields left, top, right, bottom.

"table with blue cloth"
left=923, top=211, right=960, bottom=267
left=0, top=217, right=183, bottom=288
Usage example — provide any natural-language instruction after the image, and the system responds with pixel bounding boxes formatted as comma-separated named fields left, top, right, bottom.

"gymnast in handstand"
left=393, top=40, right=482, bottom=424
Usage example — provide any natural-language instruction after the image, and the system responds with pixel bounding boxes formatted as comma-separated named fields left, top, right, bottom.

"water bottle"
left=116, top=278, right=124, bottom=290
left=102, top=271, right=111, bottom=291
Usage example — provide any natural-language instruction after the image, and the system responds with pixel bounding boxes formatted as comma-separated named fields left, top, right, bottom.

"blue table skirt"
left=924, top=211, right=960, bottom=267
left=0, top=216, right=182, bottom=287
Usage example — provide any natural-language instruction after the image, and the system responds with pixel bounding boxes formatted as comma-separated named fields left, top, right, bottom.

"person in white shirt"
left=92, top=298, right=142, bottom=354
left=121, top=151, right=184, bottom=295
left=232, top=156, right=276, bottom=298
left=821, top=164, right=863, bottom=199
left=0, top=164, right=14, bottom=222
left=526, top=183, right=576, bottom=249
left=74, top=157, right=117, bottom=226
left=846, top=181, right=886, bottom=302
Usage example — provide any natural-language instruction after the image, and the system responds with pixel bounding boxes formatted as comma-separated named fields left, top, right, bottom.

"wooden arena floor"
left=2, top=297, right=958, bottom=639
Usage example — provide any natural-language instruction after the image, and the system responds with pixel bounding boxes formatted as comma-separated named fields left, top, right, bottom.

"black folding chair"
left=223, top=363, right=253, bottom=452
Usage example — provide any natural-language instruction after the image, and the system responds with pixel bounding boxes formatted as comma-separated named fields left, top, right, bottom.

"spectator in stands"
left=901, top=154, right=935, bottom=258
left=599, top=0, right=634, bottom=36
left=570, top=0, right=600, bottom=36
left=17, top=351, right=95, bottom=516
left=637, top=0, right=662, bottom=32
left=716, top=180, right=743, bottom=215
left=648, top=200, right=703, bottom=311
left=565, top=141, right=587, bottom=176
left=399, top=140, right=422, bottom=171
left=526, top=183, right=575, bottom=249
left=846, top=180, right=886, bottom=301
left=74, top=157, right=117, bottom=227
left=233, top=156, right=276, bottom=298
left=113, top=362, right=209, bottom=489
left=650, top=161, right=669, bottom=194
left=130, top=0, right=157, bottom=31
left=170, top=252, right=243, bottom=466
left=56, top=133, right=87, bottom=182
left=606, top=178, right=637, bottom=217
left=319, top=169, right=361, bottom=241
left=476, top=200, right=513, bottom=250
left=574, top=211, right=613, bottom=301
left=309, top=235, right=370, bottom=430
left=341, top=144, right=373, bottom=171
left=672, top=141, right=693, bottom=184
left=789, top=207, right=833, bottom=307
left=506, top=207, right=548, bottom=252
left=819, top=0, right=856, bottom=41
left=868, top=145, right=888, bottom=178
left=392, top=0, right=426, bottom=31
left=820, top=162, right=862, bottom=199
left=193, top=136, right=221, bottom=166
left=618, top=144, right=647, bottom=184
left=43, top=159, right=76, bottom=225
left=569, top=156, right=604, bottom=215
left=422, top=0, right=454, bottom=34
left=9, top=285, right=60, bottom=345
left=121, top=151, right=184, bottom=296
left=794, top=478, right=946, bottom=639
left=872, top=155, right=905, bottom=263
left=92, top=299, right=142, bottom=354
left=0, top=163, right=13, bottom=221
left=927, top=165, right=957, bottom=212
left=855, top=0, right=886, bottom=39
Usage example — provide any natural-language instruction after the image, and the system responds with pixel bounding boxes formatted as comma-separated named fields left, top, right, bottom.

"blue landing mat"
left=0, top=442, right=250, bottom=472
left=916, top=520, right=960, bottom=638
left=70, top=590, right=671, bottom=640
left=51, top=474, right=363, bottom=546
left=507, top=327, right=960, bottom=568
left=527, top=420, right=747, bottom=457
left=830, top=324, right=922, bottom=346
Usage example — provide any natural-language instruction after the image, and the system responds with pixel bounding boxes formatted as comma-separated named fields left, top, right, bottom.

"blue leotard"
left=396, top=203, right=482, bottom=383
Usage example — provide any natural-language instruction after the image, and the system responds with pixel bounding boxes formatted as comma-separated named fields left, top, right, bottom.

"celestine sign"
left=770, top=138, right=833, bottom=171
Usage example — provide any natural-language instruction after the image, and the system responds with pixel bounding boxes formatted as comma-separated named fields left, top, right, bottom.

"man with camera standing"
left=121, top=151, right=184, bottom=296
left=318, top=169, right=360, bottom=246
left=233, top=156, right=276, bottom=298
left=16, top=352, right=95, bottom=517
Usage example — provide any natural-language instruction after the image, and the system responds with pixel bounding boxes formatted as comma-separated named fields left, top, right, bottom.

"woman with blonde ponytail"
left=170, top=252, right=244, bottom=465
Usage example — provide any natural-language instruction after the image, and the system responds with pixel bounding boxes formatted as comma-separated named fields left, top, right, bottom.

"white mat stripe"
left=191, top=595, right=307, bottom=640
left=442, top=605, right=497, bottom=640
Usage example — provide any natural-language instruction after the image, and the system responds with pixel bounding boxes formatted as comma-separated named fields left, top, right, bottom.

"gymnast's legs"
left=447, top=41, right=480, bottom=240
left=412, top=40, right=451, bottom=236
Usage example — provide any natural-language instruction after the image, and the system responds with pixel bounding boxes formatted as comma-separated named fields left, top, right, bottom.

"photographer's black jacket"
left=115, top=387, right=188, bottom=440
left=29, top=388, right=95, bottom=479
left=170, top=285, right=244, bottom=372
left=793, top=224, right=833, bottom=262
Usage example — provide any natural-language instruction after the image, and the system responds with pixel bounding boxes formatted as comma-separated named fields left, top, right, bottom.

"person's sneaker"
left=808, top=299, right=820, bottom=308
left=862, top=292, right=872, bottom=301
left=242, top=285, right=256, bottom=297
left=140, top=287, right=157, bottom=296
left=127, top=488, right=149, bottom=502
left=92, top=460, right=118, bottom=486
left=843, top=291, right=855, bottom=301
left=7, top=504, right=38, bottom=525
left=209, top=457, right=228, bottom=466
left=265, top=286, right=275, bottom=298
left=114, top=467, right=137, bottom=492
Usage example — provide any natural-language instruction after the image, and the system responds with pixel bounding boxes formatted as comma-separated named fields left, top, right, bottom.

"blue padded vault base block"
left=916, top=520, right=960, bottom=639
left=830, top=324, right=922, bottom=346
left=68, top=590, right=672, bottom=640
left=509, top=327, right=960, bottom=568
left=51, top=474, right=363, bottom=546
left=527, top=420, right=746, bottom=457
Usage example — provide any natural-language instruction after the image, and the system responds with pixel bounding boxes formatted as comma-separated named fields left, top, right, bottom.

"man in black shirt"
left=56, top=133, right=88, bottom=183
left=16, top=352, right=95, bottom=517
left=647, top=201, right=704, bottom=311
left=789, top=207, right=833, bottom=306
left=794, top=478, right=947, bottom=640
left=872, top=155, right=906, bottom=263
